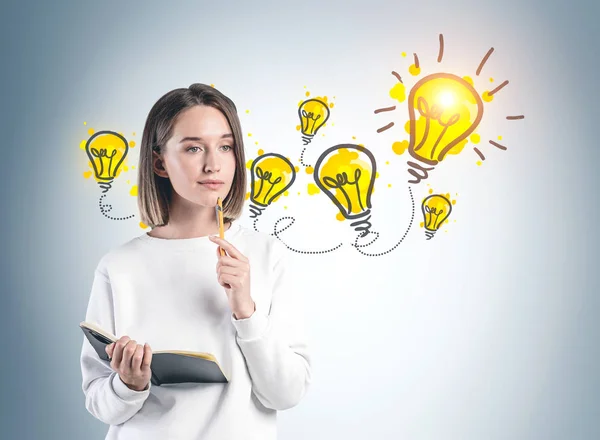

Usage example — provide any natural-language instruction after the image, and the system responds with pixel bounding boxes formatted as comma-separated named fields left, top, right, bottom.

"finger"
left=217, top=254, right=247, bottom=268
left=112, top=336, right=131, bottom=369
left=105, top=343, right=114, bottom=356
left=209, top=236, right=247, bottom=261
left=142, top=343, right=153, bottom=369
left=121, top=340, right=138, bottom=373
left=218, top=266, right=243, bottom=277
left=131, top=344, right=144, bottom=371
left=218, top=274, right=239, bottom=289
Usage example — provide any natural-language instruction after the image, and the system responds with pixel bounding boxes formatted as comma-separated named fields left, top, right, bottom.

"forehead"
left=172, top=105, right=231, bottom=136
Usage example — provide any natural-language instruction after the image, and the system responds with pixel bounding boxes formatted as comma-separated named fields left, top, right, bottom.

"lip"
left=198, top=181, right=224, bottom=190
left=198, top=180, right=224, bottom=184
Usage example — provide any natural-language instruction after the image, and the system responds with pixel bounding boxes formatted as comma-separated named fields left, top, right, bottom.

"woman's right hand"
left=105, top=336, right=153, bottom=391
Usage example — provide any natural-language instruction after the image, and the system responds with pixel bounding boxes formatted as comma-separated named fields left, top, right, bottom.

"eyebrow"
left=178, top=134, right=233, bottom=143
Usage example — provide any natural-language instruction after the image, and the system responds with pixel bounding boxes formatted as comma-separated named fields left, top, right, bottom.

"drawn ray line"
left=506, top=115, right=525, bottom=120
left=476, top=47, right=495, bottom=76
left=392, top=71, right=403, bottom=83
left=374, top=106, right=397, bottom=114
left=489, top=80, right=509, bottom=96
left=473, top=147, right=485, bottom=160
left=489, top=140, right=507, bottom=150
left=413, top=53, right=420, bottom=69
left=377, top=122, right=395, bottom=133
left=438, top=34, right=444, bottom=63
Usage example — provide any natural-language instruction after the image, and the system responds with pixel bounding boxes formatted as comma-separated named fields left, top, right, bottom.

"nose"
left=203, top=149, right=221, bottom=173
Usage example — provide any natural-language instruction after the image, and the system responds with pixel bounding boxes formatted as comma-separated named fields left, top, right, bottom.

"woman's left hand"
left=209, top=235, right=255, bottom=319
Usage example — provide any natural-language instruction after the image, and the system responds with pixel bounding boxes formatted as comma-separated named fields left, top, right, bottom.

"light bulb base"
left=97, top=180, right=113, bottom=193
left=424, top=229, right=436, bottom=240
left=350, top=213, right=372, bottom=237
left=301, top=135, right=313, bottom=145
left=249, top=204, right=266, bottom=219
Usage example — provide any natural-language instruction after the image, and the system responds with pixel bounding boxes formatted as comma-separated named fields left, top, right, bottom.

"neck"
left=149, top=196, right=231, bottom=239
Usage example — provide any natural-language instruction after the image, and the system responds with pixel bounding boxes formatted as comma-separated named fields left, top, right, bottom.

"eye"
left=187, top=146, right=202, bottom=153
left=220, top=145, right=233, bottom=152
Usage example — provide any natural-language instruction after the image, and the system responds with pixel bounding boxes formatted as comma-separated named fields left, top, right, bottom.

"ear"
left=152, top=151, right=169, bottom=178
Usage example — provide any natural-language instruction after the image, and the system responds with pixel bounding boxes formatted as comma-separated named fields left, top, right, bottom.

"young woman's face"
left=156, top=105, right=237, bottom=209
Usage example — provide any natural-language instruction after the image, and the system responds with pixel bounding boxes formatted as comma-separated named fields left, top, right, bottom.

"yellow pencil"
left=216, top=197, right=226, bottom=256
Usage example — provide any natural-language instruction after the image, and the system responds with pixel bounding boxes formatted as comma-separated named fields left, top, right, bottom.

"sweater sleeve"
left=80, top=257, right=151, bottom=426
left=231, top=240, right=312, bottom=410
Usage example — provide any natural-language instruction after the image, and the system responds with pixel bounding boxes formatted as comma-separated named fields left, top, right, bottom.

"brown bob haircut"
left=137, top=83, right=246, bottom=228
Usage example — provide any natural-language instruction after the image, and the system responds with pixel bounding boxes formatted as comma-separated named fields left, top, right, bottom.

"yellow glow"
left=315, top=146, right=375, bottom=218
left=422, top=195, right=452, bottom=232
left=298, top=98, right=330, bottom=137
left=85, top=131, right=129, bottom=182
left=407, top=73, right=484, bottom=164
left=250, top=154, right=296, bottom=207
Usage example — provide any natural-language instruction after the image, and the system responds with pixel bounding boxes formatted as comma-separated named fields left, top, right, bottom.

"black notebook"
left=80, top=321, right=229, bottom=386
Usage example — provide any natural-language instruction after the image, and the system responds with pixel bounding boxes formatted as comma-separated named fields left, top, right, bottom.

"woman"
left=80, top=83, right=311, bottom=439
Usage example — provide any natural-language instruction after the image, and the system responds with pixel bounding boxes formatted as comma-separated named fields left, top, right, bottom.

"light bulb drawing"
left=83, top=130, right=135, bottom=221
left=85, top=130, right=129, bottom=193
left=374, top=33, right=525, bottom=184
left=314, top=144, right=376, bottom=237
left=298, top=99, right=330, bottom=145
left=249, top=153, right=296, bottom=220
left=421, top=194, right=452, bottom=240
left=407, top=73, right=483, bottom=166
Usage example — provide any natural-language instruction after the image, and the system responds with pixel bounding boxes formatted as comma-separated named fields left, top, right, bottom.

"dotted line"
left=352, top=186, right=415, bottom=257
left=299, top=148, right=312, bottom=168
left=273, top=216, right=343, bottom=255
left=99, top=194, right=135, bottom=221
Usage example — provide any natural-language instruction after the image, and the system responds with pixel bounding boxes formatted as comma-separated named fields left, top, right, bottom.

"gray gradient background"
left=1, top=0, right=599, bottom=439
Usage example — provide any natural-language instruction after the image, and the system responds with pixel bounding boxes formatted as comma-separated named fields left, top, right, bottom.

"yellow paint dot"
left=452, top=199, right=456, bottom=205
left=79, top=140, right=86, bottom=150
left=409, top=64, right=421, bottom=76
left=482, top=91, right=494, bottom=102
left=296, top=125, right=301, bottom=131
left=476, top=160, right=482, bottom=166
left=404, top=120, right=411, bottom=134
left=470, top=133, right=481, bottom=144
left=489, top=77, right=494, bottom=82
left=131, top=166, right=135, bottom=170
left=305, top=91, right=310, bottom=97
left=389, top=82, right=406, bottom=102
left=297, top=192, right=301, bottom=195
left=139, top=222, right=148, bottom=229
left=385, top=161, right=389, bottom=165
left=358, top=143, right=364, bottom=147
left=247, top=133, right=252, bottom=137
left=83, top=171, right=92, bottom=179
left=401, top=52, right=407, bottom=57
left=210, top=84, right=215, bottom=87
left=419, top=221, right=424, bottom=228
left=257, top=149, right=264, bottom=155
left=284, top=191, right=289, bottom=196
left=305, top=166, right=314, bottom=175
left=352, top=136, right=356, bottom=140
left=498, top=135, right=503, bottom=140
left=329, top=102, right=334, bottom=108
left=307, top=183, right=320, bottom=195
left=83, top=121, right=87, bottom=125
left=87, top=128, right=95, bottom=135
left=375, top=172, right=380, bottom=179
left=388, top=183, right=392, bottom=188
left=246, top=110, right=250, bottom=114
left=392, top=140, right=409, bottom=155
left=463, top=76, right=474, bottom=86
left=245, top=192, right=250, bottom=200
left=126, top=180, right=130, bottom=184
left=246, top=160, right=253, bottom=169
left=336, top=212, right=345, bottom=221
left=132, top=132, right=136, bottom=136
left=284, top=206, right=287, bottom=210
left=130, top=185, right=138, bottom=196
left=428, top=188, right=433, bottom=194
left=128, top=140, right=136, bottom=148
left=255, top=141, right=259, bottom=145
left=331, top=123, right=335, bottom=126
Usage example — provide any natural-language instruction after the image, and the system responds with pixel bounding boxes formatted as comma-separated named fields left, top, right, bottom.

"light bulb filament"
left=301, top=110, right=322, bottom=134
left=415, top=97, right=461, bottom=160
left=322, top=168, right=364, bottom=213
left=90, top=148, right=118, bottom=178
left=254, top=166, right=283, bottom=203
left=424, top=205, right=444, bottom=229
